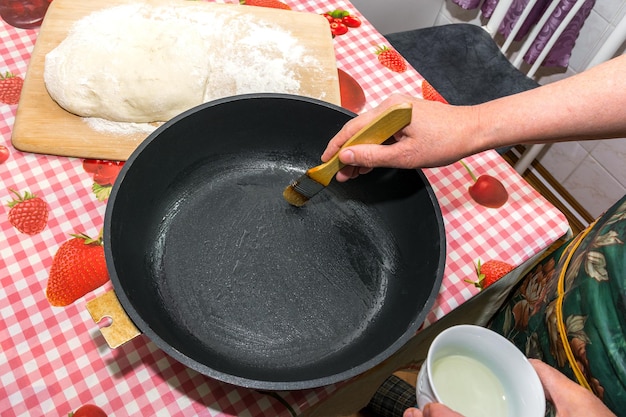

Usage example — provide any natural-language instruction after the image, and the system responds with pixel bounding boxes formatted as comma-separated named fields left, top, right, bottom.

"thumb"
left=422, top=403, right=465, bottom=417
left=530, top=358, right=582, bottom=404
left=529, top=359, right=615, bottom=416
left=338, top=142, right=412, bottom=169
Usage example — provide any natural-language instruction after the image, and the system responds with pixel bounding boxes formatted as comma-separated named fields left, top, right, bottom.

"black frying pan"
left=104, top=94, right=445, bottom=390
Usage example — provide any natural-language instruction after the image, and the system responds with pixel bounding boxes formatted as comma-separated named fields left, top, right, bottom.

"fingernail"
left=404, top=408, right=420, bottom=417
left=340, top=149, right=355, bottom=164
left=402, top=409, right=411, bottom=417
left=422, top=403, right=431, bottom=417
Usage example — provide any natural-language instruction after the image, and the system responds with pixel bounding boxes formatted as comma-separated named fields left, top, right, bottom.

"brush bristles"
left=283, top=174, right=325, bottom=206
left=283, top=184, right=309, bottom=207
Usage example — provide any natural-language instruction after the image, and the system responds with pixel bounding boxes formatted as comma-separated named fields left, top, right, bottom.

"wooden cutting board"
left=12, top=0, right=340, bottom=161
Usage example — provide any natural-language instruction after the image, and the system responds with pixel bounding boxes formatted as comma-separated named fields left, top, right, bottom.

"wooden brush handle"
left=307, top=102, right=413, bottom=186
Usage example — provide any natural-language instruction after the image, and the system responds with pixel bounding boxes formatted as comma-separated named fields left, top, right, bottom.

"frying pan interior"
left=105, top=94, right=445, bottom=390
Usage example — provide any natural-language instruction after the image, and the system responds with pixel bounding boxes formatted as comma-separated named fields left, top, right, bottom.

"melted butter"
left=432, top=355, right=508, bottom=417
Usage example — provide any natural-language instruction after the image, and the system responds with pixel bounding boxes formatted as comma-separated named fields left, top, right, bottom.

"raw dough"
left=44, top=2, right=319, bottom=123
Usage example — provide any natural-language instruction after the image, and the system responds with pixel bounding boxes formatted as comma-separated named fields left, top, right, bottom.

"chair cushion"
left=385, top=24, right=540, bottom=106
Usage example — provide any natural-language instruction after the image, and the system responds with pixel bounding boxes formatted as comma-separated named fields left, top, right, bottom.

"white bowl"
left=416, top=325, right=545, bottom=417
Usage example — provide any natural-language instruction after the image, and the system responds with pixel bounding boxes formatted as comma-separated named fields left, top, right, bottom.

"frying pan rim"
left=104, top=93, right=446, bottom=390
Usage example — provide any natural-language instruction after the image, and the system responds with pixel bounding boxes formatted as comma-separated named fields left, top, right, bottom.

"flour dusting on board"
left=83, top=118, right=160, bottom=136
left=43, top=2, right=328, bottom=132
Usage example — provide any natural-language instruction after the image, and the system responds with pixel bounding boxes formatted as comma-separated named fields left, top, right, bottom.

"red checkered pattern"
left=421, top=151, right=568, bottom=324
left=0, top=1, right=569, bottom=416
left=296, top=0, right=428, bottom=108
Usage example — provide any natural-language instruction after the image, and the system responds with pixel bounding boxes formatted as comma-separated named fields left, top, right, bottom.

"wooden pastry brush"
left=283, top=102, right=413, bottom=207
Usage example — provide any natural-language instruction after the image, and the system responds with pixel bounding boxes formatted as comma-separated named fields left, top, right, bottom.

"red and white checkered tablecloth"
left=0, top=0, right=569, bottom=416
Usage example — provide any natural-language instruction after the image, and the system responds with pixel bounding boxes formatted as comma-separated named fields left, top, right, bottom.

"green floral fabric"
left=489, top=195, right=626, bottom=416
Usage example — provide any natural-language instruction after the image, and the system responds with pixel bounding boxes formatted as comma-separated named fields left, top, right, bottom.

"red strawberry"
left=239, top=0, right=291, bottom=10
left=46, top=232, right=110, bottom=307
left=7, top=189, right=49, bottom=235
left=421, top=79, right=448, bottom=104
left=0, top=72, right=24, bottom=105
left=374, top=45, right=407, bottom=73
left=459, top=160, right=508, bottom=208
left=465, top=259, right=514, bottom=290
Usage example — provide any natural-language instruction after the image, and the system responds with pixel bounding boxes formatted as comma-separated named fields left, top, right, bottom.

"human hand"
left=404, top=360, right=616, bottom=417
left=403, top=403, right=464, bottom=417
left=320, top=94, right=481, bottom=182
left=529, top=359, right=616, bottom=417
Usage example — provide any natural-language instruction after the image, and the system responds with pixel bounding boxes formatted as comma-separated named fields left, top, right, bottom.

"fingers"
left=529, top=359, right=570, bottom=404
left=332, top=141, right=415, bottom=182
left=408, top=362, right=617, bottom=417
left=321, top=93, right=480, bottom=181
left=321, top=94, right=417, bottom=163
left=403, top=407, right=423, bottom=417
left=334, top=165, right=372, bottom=182
left=337, top=140, right=419, bottom=169
left=529, top=359, right=616, bottom=417
left=423, top=403, right=466, bottom=417
left=404, top=403, right=465, bottom=417
left=320, top=118, right=365, bottom=163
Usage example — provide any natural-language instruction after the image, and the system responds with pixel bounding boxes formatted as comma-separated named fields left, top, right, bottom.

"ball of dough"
left=44, top=2, right=316, bottom=124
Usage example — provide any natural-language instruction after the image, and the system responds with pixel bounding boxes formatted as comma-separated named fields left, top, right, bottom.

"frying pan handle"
left=86, top=290, right=141, bottom=348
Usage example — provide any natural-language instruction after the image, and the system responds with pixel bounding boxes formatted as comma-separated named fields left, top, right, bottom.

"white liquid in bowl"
left=431, top=354, right=508, bottom=417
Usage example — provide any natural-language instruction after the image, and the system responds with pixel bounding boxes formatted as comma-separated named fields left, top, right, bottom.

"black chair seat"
left=385, top=24, right=540, bottom=106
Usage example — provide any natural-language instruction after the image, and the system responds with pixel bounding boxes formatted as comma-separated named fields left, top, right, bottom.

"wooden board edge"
left=12, top=0, right=341, bottom=161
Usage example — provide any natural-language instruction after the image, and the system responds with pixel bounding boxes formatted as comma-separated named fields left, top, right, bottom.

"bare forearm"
left=472, top=54, right=626, bottom=152
left=323, top=55, right=626, bottom=175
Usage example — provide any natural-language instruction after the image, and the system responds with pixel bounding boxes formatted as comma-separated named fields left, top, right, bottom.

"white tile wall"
left=434, top=0, right=626, bottom=218
left=349, top=0, right=442, bottom=34
left=533, top=0, right=626, bottom=218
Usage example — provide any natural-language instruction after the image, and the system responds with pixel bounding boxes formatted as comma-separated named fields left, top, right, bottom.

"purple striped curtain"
left=452, top=0, right=596, bottom=67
